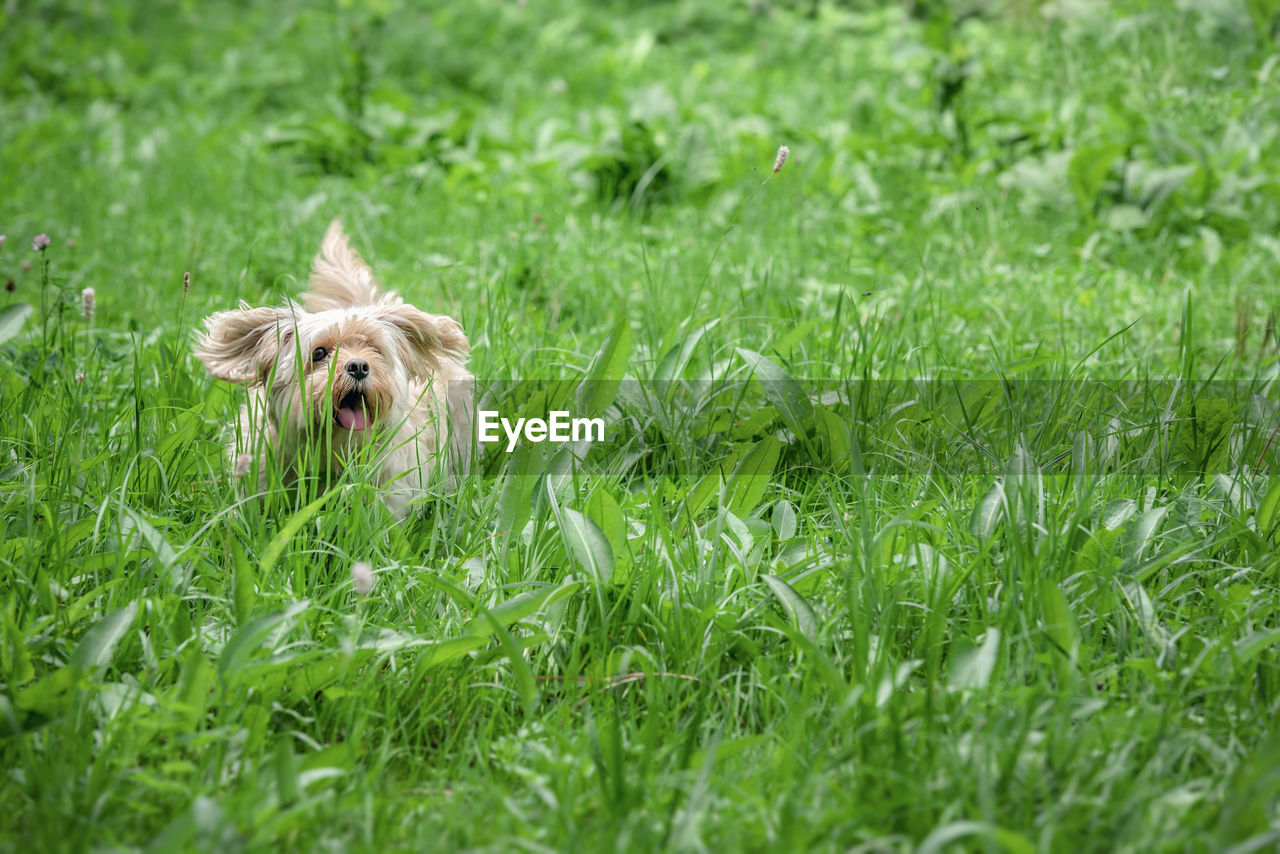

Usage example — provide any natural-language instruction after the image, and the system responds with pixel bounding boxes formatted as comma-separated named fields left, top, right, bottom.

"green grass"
left=3, top=0, right=1280, bottom=850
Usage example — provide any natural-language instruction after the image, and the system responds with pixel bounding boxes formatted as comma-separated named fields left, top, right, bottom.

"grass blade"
left=69, top=602, right=139, bottom=677
left=258, top=489, right=338, bottom=577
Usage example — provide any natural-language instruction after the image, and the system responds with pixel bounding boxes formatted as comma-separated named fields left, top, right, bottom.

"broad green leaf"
left=585, top=488, right=632, bottom=584
left=720, top=510, right=755, bottom=557
left=726, top=435, right=781, bottom=517
left=578, top=319, right=632, bottom=418
left=1129, top=537, right=1208, bottom=584
left=232, top=539, right=256, bottom=622
left=948, top=628, right=1001, bottom=692
left=1004, top=445, right=1043, bottom=531
left=69, top=602, right=139, bottom=676
left=2, top=611, right=33, bottom=684
left=15, top=667, right=74, bottom=716
left=736, top=347, right=813, bottom=438
left=0, top=695, right=19, bottom=737
left=300, top=743, right=355, bottom=774
left=174, top=645, right=215, bottom=721
left=1258, top=477, right=1280, bottom=538
left=558, top=508, right=613, bottom=583
left=1077, top=527, right=1123, bottom=575
left=155, top=410, right=202, bottom=464
left=772, top=500, right=797, bottom=541
left=1125, top=505, right=1169, bottom=564
left=684, top=468, right=724, bottom=521
left=1132, top=162, right=1197, bottom=210
left=689, top=734, right=766, bottom=769
left=970, top=481, right=1004, bottom=539
left=1072, top=430, right=1094, bottom=478
left=0, top=304, right=33, bottom=346
left=480, top=610, right=540, bottom=718
left=1100, top=498, right=1137, bottom=529
left=1120, top=581, right=1162, bottom=645
left=1041, top=581, right=1080, bottom=683
left=726, top=405, right=781, bottom=440
left=275, top=740, right=299, bottom=804
left=465, top=581, right=582, bottom=638
left=1104, top=204, right=1148, bottom=231
left=144, top=796, right=225, bottom=854
left=287, top=652, right=364, bottom=697
left=1235, top=627, right=1280, bottom=665
left=216, top=600, right=310, bottom=682
left=494, top=441, right=542, bottom=544
left=1214, top=473, right=1250, bottom=514
left=762, top=573, right=818, bottom=641
left=1005, top=444, right=1038, bottom=478
left=1199, top=225, right=1222, bottom=267
left=416, top=582, right=580, bottom=677
left=121, top=507, right=186, bottom=589
left=542, top=444, right=583, bottom=506
left=681, top=442, right=754, bottom=522
left=654, top=318, right=718, bottom=390
left=814, top=405, right=854, bottom=472
left=415, top=636, right=487, bottom=672
left=1173, top=397, right=1232, bottom=475
left=1068, top=143, right=1125, bottom=215
left=769, top=318, right=821, bottom=360
left=919, top=821, right=1035, bottom=854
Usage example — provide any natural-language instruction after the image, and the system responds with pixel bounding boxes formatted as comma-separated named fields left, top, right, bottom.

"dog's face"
left=273, top=310, right=408, bottom=442
left=197, top=302, right=468, bottom=454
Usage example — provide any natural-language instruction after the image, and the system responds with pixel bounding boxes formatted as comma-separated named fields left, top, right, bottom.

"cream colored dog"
left=196, top=220, right=473, bottom=516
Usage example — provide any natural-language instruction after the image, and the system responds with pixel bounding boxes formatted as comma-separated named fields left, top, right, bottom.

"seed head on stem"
left=351, top=561, right=375, bottom=596
left=762, top=145, right=790, bottom=185
left=773, top=145, right=789, bottom=174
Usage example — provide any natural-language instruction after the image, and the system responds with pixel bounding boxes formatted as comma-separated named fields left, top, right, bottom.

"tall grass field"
left=3, top=1, right=1280, bottom=850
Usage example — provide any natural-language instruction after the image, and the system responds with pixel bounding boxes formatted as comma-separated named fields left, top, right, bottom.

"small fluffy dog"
left=196, top=220, right=473, bottom=516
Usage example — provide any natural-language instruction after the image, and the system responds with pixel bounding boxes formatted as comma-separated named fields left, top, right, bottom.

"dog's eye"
left=311, top=347, right=328, bottom=362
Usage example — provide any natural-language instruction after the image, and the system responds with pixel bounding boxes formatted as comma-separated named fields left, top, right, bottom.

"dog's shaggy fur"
left=196, top=220, right=473, bottom=516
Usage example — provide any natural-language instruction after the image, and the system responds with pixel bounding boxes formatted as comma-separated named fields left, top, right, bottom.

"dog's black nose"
left=345, top=359, right=370, bottom=381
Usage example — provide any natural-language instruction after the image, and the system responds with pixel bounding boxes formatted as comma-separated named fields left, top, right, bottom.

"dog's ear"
left=376, top=304, right=469, bottom=377
left=301, top=220, right=387, bottom=311
left=196, top=305, right=295, bottom=384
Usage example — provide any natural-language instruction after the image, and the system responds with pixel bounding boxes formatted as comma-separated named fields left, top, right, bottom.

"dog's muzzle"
left=346, top=359, right=370, bottom=381
left=331, top=358, right=374, bottom=431
left=336, top=389, right=369, bottom=431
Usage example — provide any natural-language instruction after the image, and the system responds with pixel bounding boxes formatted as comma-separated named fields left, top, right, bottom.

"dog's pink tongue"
left=337, top=403, right=368, bottom=431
